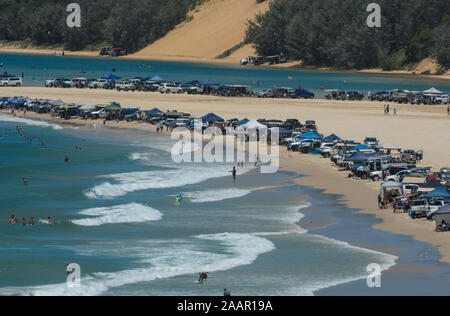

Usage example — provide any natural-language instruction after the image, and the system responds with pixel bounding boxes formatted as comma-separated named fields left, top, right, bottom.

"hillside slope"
left=129, top=0, right=270, bottom=63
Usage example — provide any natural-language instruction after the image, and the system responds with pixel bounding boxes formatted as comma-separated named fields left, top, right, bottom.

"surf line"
left=177, top=300, right=211, bottom=314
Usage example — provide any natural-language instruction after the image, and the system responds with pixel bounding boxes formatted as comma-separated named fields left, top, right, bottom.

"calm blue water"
left=1, top=53, right=450, bottom=97
left=0, top=116, right=448, bottom=296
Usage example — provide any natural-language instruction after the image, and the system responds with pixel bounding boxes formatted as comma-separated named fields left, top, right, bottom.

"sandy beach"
left=1, top=86, right=449, bottom=264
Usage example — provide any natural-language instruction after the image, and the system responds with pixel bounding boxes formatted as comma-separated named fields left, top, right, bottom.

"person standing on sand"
left=447, top=105, right=449, bottom=116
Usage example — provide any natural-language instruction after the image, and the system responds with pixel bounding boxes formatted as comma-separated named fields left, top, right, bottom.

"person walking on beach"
left=224, top=289, right=231, bottom=297
left=447, top=105, right=449, bottom=116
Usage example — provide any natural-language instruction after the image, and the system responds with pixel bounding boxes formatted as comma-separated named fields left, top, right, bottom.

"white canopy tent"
left=423, top=87, right=443, bottom=94
left=241, top=120, right=267, bottom=130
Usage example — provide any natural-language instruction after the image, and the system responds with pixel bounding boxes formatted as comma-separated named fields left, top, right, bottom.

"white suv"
left=115, top=80, right=136, bottom=92
left=159, top=83, right=183, bottom=94
left=1, top=77, right=23, bottom=87
left=435, top=95, right=449, bottom=104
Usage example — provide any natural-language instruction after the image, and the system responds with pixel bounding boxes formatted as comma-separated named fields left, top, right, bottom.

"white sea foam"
left=72, top=203, right=162, bottom=227
left=284, top=234, right=398, bottom=296
left=1, top=233, right=274, bottom=296
left=0, top=115, right=63, bottom=130
left=128, top=152, right=160, bottom=161
left=85, top=165, right=249, bottom=199
left=184, top=187, right=272, bottom=203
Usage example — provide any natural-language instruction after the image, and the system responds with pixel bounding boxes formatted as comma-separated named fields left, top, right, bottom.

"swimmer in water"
left=23, top=178, right=28, bottom=186
left=65, top=157, right=71, bottom=163
left=176, top=194, right=183, bottom=204
left=47, top=217, right=52, bottom=224
left=9, top=215, right=17, bottom=225
left=231, top=167, right=237, bottom=182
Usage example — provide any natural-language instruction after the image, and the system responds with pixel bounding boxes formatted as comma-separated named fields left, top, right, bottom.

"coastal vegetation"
left=246, top=0, right=450, bottom=70
left=0, top=0, right=205, bottom=52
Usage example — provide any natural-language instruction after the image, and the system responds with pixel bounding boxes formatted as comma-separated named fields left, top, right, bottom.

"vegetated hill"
left=131, top=0, right=270, bottom=62
left=0, top=0, right=206, bottom=53
left=245, top=0, right=450, bottom=71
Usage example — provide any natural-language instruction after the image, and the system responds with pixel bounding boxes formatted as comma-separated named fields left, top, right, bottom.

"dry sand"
left=1, top=86, right=449, bottom=263
left=129, top=0, right=270, bottom=63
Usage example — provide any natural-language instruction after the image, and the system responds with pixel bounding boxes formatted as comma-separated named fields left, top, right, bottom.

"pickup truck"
left=91, top=108, right=107, bottom=119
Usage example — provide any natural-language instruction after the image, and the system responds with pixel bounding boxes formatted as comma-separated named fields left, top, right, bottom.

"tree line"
left=246, top=0, right=450, bottom=70
left=0, top=0, right=204, bottom=52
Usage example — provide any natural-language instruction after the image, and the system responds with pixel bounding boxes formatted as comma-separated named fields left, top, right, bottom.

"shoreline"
left=1, top=109, right=449, bottom=264
left=1, top=48, right=449, bottom=81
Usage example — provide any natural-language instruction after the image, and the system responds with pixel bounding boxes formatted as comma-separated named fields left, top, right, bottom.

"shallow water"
left=1, top=53, right=450, bottom=97
left=0, top=117, right=448, bottom=296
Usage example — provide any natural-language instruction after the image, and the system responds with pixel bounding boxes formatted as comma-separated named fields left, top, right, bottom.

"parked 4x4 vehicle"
left=71, top=78, right=88, bottom=88
left=115, top=80, right=136, bottom=92
left=89, top=79, right=111, bottom=89
left=435, top=95, right=449, bottom=104
left=159, top=83, right=183, bottom=94
left=1, top=77, right=22, bottom=87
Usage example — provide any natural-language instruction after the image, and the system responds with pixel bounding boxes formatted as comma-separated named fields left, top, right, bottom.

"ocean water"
left=0, top=116, right=448, bottom=296
left=1, top=53, right=450, bottom=97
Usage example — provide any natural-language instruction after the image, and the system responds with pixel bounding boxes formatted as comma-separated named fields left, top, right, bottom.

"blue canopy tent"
left=200, top=80, right=219, bottom=86
left=50, top=99, right=65, bottom=106
left=425, top=187, right=450, bottom=201
left=201, top=113, right=225, bottom=123
left=351, top=144, right=373, bottom=151
left=299, top=131, right=322, bottom=140
left=102, top=74, right=121, bottom=80
left=343, top=152, right=387, bottom=162
left=147, top=107, right=163, bottom=115
left=1, top=72, right=14, bottom=78
left=234, top=118, right=250, bottom=126
left=323, top=134, right=343, bottom=143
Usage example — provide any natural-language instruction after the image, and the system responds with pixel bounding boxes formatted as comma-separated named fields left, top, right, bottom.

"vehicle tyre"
left=372, top=175, right=380, bottom=181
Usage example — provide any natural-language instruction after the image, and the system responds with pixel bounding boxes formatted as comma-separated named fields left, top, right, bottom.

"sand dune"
left=129, top=0, right=270, bottom=63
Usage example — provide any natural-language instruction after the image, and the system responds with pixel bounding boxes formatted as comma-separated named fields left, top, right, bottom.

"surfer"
left=47, top=217, right=52, bottom=224
left=66, top=263, right=73, bottom=275
left=198, top=272, right=208, bottom=283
